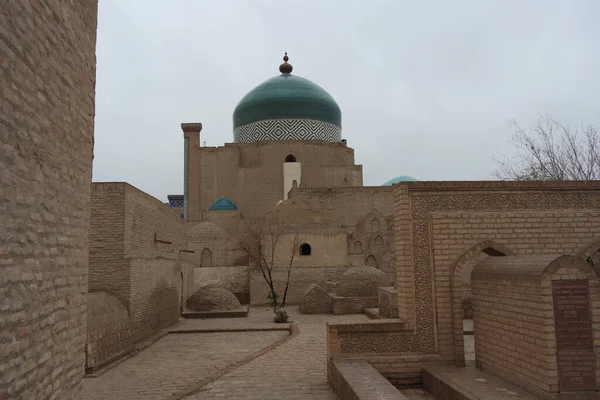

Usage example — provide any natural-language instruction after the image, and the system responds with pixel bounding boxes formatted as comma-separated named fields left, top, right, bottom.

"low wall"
left=250, top=266, right=349, bottom=305
left=86, top=292, right=132, bottom=370
left=326, top=321, right=439, bottom=388
left=472, top=254, right=600, bottom=397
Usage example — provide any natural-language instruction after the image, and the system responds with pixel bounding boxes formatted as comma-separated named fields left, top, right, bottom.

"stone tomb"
left=472, top=254, right=600, bottom=398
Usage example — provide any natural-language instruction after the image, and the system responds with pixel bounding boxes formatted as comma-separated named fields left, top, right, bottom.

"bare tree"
left=494, top=115, right=600, bottom=181
left=238, top=220, right=299, bottom=322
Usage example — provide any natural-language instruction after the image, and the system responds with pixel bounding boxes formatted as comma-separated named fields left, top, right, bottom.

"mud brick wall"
left=86, top=292, right=132, bottom=370
left=0, top=1, right=98, bottom=398
left=89, top=183, right=188, bottom=346
left=472, top=255, right=600, bottom=397
left=90, top=183, right=129, bottom=306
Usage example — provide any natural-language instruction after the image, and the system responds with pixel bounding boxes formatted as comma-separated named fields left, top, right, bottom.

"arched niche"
left=200, top=248, right=212, bottom=268
left=299, top=243, right=311, bottom=256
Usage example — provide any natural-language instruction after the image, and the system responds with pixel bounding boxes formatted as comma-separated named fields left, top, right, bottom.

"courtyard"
left=83, top=307, right=444, bottom=399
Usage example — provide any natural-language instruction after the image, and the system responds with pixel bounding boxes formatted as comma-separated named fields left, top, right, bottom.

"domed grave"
left=183, top=284, right=248, bottom=319
left=332, top=266, right=390, bottom=315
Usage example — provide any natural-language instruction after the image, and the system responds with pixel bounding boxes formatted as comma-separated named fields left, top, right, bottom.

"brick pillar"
left=181, top=123, right=202, bottom=221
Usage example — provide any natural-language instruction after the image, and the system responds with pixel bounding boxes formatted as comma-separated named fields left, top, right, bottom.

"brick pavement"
left=83, top=331, right=287, bottom=400
left=83, top=307, right=369, bottom=400
left=186, top=324, right=337, bottom=400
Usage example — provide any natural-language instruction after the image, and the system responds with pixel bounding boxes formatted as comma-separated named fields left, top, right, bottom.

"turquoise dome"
left=208, top=198, right=238, bottom=211
left=232, top=54, right=342, bottom=143
left=382, top=176, right=418, bottom=186
left=233, top=74, right=341, bottom=128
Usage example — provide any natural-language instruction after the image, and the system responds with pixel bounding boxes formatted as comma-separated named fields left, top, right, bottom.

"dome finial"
left=279, top=51, right=293, bottom=74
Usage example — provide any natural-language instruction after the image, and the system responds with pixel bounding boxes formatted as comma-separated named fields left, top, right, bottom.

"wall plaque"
left=552, top=280, right=596, bottom=391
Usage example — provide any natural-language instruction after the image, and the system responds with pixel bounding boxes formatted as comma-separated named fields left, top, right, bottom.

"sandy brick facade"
left=188, top=140, right=363, bottom=220
left=327, top=181, right=600, bottom=390
left=89, top=183, right=192, bottom=348
left=473, top=255, right=600, bottom=397
left=0, top=1, right=98, bottom=398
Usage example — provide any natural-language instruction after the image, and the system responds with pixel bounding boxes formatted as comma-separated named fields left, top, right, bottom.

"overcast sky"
left=93, top=0, right=600, bottom=202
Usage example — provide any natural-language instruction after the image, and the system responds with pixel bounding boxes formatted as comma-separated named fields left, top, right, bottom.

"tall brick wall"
left=198, top=141, right=363, bottom=220
left=89, top=183, right=189, bottom=346
left=472, top=255, right=600, bottom=397
left=0, top=2, right=97, bottom=398
left=90, top=183, right=128, bottom=305
left=285, top=187, right=394, bottom=228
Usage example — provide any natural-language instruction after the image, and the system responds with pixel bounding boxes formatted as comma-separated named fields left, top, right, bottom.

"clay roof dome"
left=232, top=52, right=342, bottom=143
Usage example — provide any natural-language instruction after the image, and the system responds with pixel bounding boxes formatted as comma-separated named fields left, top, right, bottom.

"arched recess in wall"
left=353, top=240, right=362, bottom=253
left=576, top=237, right=600, bottom=277
left=299, top=243, right=311, bottom=256
left=200, top=248, right=212, bottom=268
left=285, top=154, right=296, bottom=162
left=449, top=240, right=515, bottom=367
left=374, top=235, right=384, bottom=247
left=365, top=255, right=377, bottom=267
left=371, top=218, right=380, bottom=232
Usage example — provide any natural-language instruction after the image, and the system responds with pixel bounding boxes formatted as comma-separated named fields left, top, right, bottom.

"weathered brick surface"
left=0, top=1, right=97, bottom=398
left=330, top=359, right=407, bottom=399
left=472, top=255, right=600, bottom=397
left=86, top=292, right=132, bottom=370
left=432, top=209, right=600, bottom=365
left=90, top=183, right=128, bottom=305
left=193, top=141, right=364, bottom=221
left=89, top=183, right=190, bottom=348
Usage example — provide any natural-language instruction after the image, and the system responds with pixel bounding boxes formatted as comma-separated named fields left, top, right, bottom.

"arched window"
left=353, top=240, right=362, bottom=253
left=200, top=248, right=212, bottom=267
left=299, top=243, right=311, bottom=256
left=374, top=235, right=384, bottom=247
left=285, top=154, right=296, bottom=162
left=371, top=218, right=380, bottom=232
left=366, top=255, right=377, bottom=267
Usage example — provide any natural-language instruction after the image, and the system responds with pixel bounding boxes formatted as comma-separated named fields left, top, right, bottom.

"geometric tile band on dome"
left=234, top=118, right=342, bottom=143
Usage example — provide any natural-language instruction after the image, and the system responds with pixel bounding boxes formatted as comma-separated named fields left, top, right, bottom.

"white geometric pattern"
left=234, top=119, right=342, bottom=143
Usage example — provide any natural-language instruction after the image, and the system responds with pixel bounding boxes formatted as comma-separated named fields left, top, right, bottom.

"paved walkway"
left=83, top=307, right=369, bottom=400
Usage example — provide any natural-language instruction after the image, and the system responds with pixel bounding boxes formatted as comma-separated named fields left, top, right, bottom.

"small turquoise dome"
left=208, top=198, right=238, bottom=211
left=382, top=176, right=418, bottom=186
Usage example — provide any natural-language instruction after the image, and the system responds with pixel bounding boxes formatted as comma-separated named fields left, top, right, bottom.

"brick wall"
left=90, top=183, right=129, bottom=306
left=326, top=321, right=439, bottom=387
left=86, top=292, right=131, bottom=370
left=326, top=181, right=600, bottom=389
left=285, top=186, right=393, bottom=228
left=89, top=183, right=188, bottom=346
left=197, top=141, right=363, bottom=220
left=472, top=255, right=600, bottom=397
left=432, top=209, right=600, bottom=365
left=0, top=2, right=97, bottom=398
left=129, top=259, right=182, bottom=344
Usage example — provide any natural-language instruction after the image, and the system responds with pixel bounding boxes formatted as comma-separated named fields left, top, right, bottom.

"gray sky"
left=94, top=0, right=600, bottom=202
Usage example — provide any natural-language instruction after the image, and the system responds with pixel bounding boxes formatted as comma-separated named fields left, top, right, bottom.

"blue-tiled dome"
left=208, top=198, right=238, bottom=211
left=382, top=176, right=418, bottom=186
